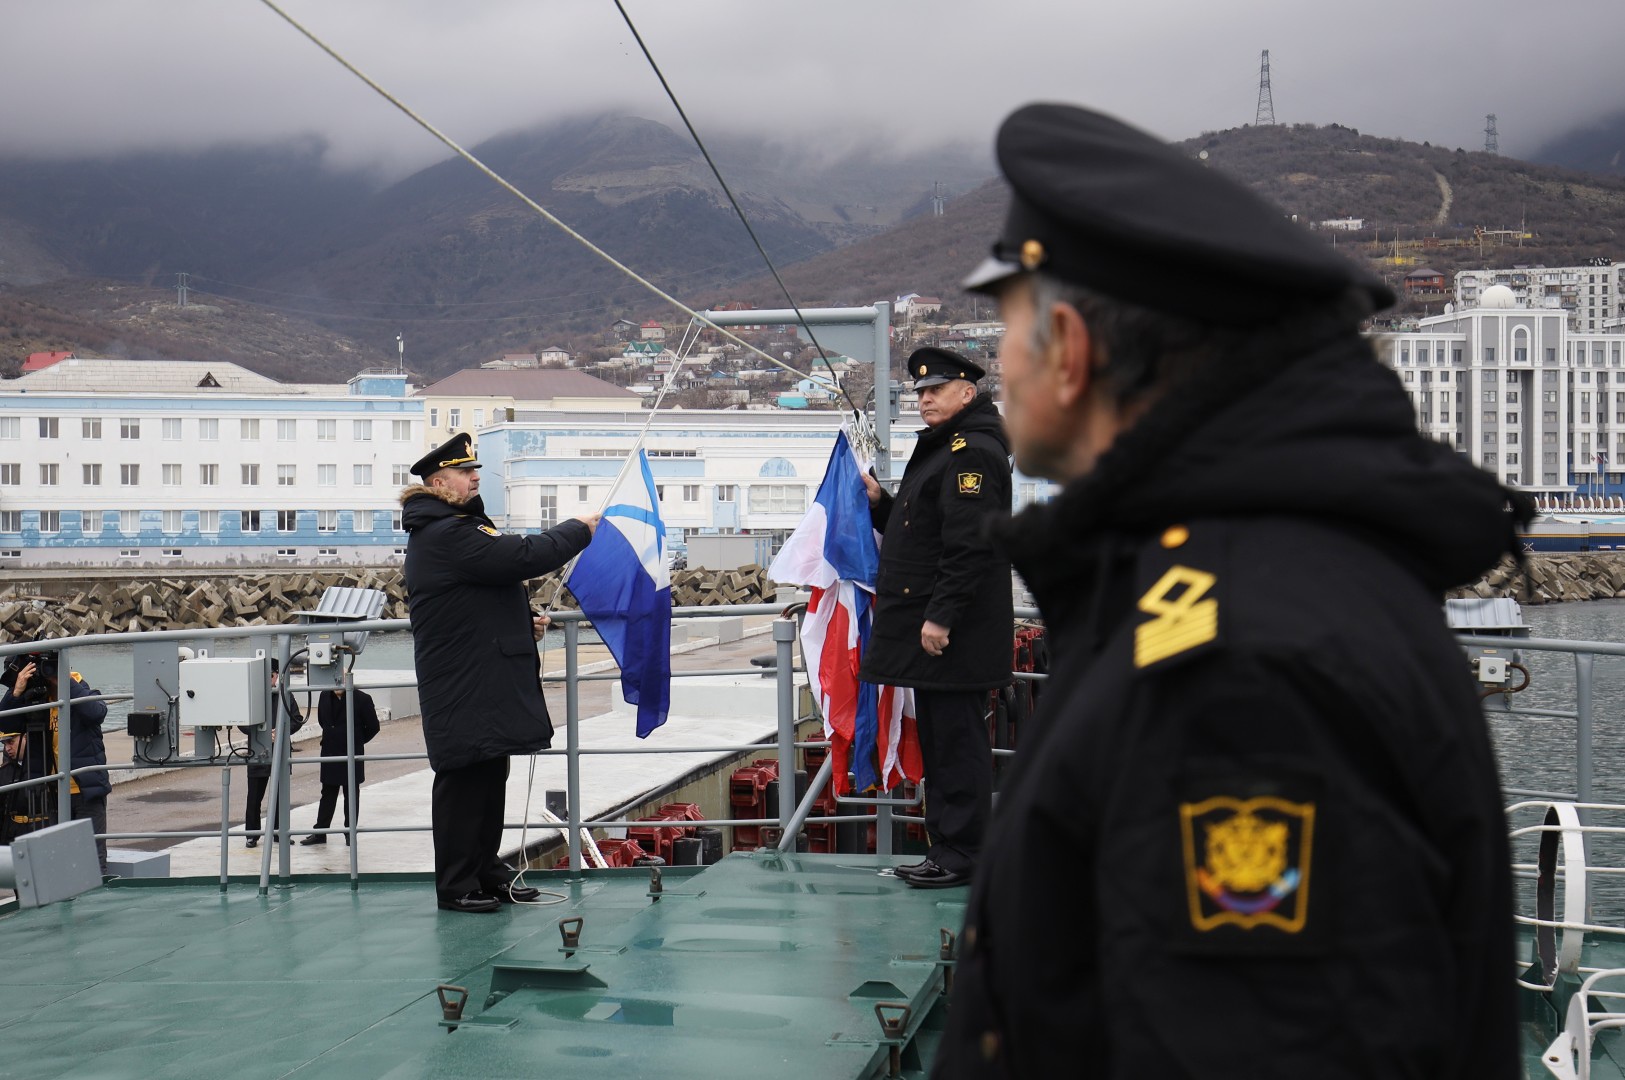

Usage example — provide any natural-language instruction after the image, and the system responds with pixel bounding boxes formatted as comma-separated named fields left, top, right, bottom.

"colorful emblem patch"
left=477, top=524, right=502, bottom=537
left=1180, top=794, right=1314, bottom=934
left=957, top=472, right=983, bottom=496
left=1134, top=564, right=1217, bottom=668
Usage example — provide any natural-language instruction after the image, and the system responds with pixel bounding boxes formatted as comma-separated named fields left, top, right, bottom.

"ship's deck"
left=5, top=853, right=954, bottom=1080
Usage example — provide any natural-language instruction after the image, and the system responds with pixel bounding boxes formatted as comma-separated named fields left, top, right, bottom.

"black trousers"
left=431, top=756, right=510, bottom=900
left=913, top=688, right=992, bottom=875
left=69, top=792, right=108, bottom=874
left=314, top=783, right=359, bottom=830
left=244, top=773, right=284, bottom=835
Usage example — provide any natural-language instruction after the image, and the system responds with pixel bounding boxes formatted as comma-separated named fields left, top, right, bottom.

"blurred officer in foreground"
left=933, top=103, right=1526, bottom=1079
left=0, top=650, right=109, bottom=871
left=402, top=433, right=597, bottom=914
left=859, top=347, right=1012, bottom=889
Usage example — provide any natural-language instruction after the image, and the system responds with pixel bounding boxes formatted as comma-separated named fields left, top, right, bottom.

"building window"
left=277, top=548, right=297, bottom=558
left=118, top=549, right=141, bottom=559
left=391, top=510, right=403, bottom=532
left=318, top=464, right=337, bottom=486
left=393, top=465, right=412, bottom=486
left=161, top=548, right=182, bottom=558
left=1484, top=348, right=1495, bottom=364
left=1506, top=453, right=1520, bottom=466
left=199, top=418, right=219, bottom=441
left=473, top=409, right=484, bottom=429
left=38, top=511, right=60, bottom=533
left=0, top=464, right=17, bottom=485
left=82, top=463, right=101, bottom=486
left=39, top=417, right=58, bottom=439
left=354, top=464, right=373, bottom=486
left=539, top=486, right=558, bottom=528
left=79, top=417, right=99, bottom=439
left=121, top=418, right=140, bottom=440
left=1505, top=433, right=1518, bottom=445
left=241, top=418, right=260, bottom=440
left=0, top=550, right=19, bottom=559
left=120, top=510, right=140, bottom=534
left=240, top=510, right=261, bottom=532
left=242, top=463, right=260, bottom=486
left=162, top=510, right=183, bottom=533
left=278, top=419, right=297, bottom=442
left=162, top=418, right=183, bottom=440
left=162, top=464, right=182, bottom=486
left=199, top=464, right=218, bottom=486
left=393, top=420, right=411, bottom=441
left=578, top=485, right=590, bottom=501
left=354, top=420, right=372, bottom=441
left=449, top=409, right=461, bottom=429
left=429, top=408, right=439, bottom=428
left=683, top=484, right=700, bottom=502
left=1483, top=391, right=1496, bottom=403
left=317, top=547, right=338, bottom=557
left=278, top=465, right=297, bottom=487
left=199, top=510, right=219, bottom=534
left=81, top=510, right=101, bottom=534
left=0, top=511, right=21, bottom=531
left=121, top=464, right=141, bottom=486
left=317, top=419, right=336, bottom=442
left=1505, top=412, right=1518, bottom=425
left=39, top=464, right=58, bottom=486
left=318, top=509, right=338, bottom=533
left=0, top=418, right=15, bottom=440
left=277, top=510, right=298, bottom=532
left=748, top=485, right=808, bottom=514
left=354, top=510, right=373, bottom=532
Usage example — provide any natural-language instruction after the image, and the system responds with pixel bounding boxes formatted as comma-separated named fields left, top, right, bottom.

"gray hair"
left=1026, top=274, right=1240, bottom=407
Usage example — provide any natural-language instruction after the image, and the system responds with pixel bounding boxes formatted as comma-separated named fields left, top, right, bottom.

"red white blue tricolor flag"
left=769, top=428, right=919, bottom=795
left=567, top=450, right=672, bottom=737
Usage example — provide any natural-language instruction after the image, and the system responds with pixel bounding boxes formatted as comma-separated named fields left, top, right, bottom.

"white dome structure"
left=1479, top=284, right=1517, bottom=309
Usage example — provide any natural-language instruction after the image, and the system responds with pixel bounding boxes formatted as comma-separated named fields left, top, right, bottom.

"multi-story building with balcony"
left=1455, top=262, right=1625, bottom=332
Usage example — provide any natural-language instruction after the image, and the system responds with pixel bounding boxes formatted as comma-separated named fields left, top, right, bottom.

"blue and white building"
left=0, top=359, right=422, bottom=568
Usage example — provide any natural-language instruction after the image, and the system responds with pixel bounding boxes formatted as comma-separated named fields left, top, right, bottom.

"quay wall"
left=1450, top=553, right=1625, bottom=605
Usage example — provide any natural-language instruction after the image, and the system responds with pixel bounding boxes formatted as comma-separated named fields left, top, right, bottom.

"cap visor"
left=961, top=256, right=1021, bottom=294
left=913, top=376, right=953, bottom=389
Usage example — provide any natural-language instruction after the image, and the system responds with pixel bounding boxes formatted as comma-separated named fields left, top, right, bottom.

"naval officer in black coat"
left=859, top=347, right=1013, bottom=889
left=931, top=104, right=1525, bottom=1078
left=402, top=433, right=598, bottom=913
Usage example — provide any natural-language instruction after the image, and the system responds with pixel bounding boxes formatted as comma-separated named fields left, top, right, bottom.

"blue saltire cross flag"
left=566, top=450, right=672, bottom=736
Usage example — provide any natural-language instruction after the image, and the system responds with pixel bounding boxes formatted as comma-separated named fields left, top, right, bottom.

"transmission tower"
left=175, top=272, right=189, bottom=308
left=1255, top=50, right=1276, bottom=126
left=1484, top=114, right=1499, bottom=154
left=931, top=181, right=946, bottom=217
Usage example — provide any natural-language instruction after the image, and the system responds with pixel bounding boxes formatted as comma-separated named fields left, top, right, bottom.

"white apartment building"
left=1455, top=262, right=1625, bottom=331
left=0, top=359, right=423, bottom=568
left=1378, top=285, right=1625, bottom=500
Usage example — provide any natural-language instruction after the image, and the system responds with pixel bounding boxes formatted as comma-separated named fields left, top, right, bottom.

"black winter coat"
left=0, top=673, right=110, bottom=799
left=932, top=333, right=1522, bottom=1079
left=859, top=393, right=1013, bottom=692
left=316, top=689, right=380, bottom=786
left=402, top=487, right=592, bottom=772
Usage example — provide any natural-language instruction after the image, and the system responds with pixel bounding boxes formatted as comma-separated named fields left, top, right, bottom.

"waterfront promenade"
left=5, top=615, right=793, bottom=893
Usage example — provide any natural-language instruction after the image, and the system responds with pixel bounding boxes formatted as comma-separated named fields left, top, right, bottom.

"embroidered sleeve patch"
left=477, top=524, right=502, bottom=537
left=956, top=472, right=983, bottom=496
left=1180, top=794, right=1315, bottom=935
left=1134, top=565, right=1217, bottom=667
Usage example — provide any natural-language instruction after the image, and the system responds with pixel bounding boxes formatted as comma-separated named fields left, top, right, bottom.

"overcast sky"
left=4, top=0, right=1622, bottom=180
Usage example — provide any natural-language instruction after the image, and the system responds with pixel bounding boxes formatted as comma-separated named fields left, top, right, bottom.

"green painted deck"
left=6, top=853, right=956, bottom=1079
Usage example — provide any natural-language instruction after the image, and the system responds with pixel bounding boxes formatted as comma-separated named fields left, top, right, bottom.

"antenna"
left=175, top=272, right=189, bottom=308
left=1255, top=50, right=1276, bottom=126
left=931, top=181, right=946, bottom=217
left=1484, top=114, right=1499, bottom=155
left=396, top=333, right=405, bottom=374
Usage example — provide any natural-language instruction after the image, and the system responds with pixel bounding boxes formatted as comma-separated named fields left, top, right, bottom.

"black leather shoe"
left=903, top=861, right=972, bottom=889
left=437, top=892, right=501, bottom=914
left=299, top=834, right=327, bottom=846
left=245, top=837, right=259, bottom=849
left=488, top=882, right=542, bottom=904
left=892, top=859, right=930, bottom=879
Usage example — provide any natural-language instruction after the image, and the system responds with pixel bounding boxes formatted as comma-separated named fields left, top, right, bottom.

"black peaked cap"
left=963, top=103, right=1394, bottom=324
left=410, top=432, right=481, bottom=479
left=910, top=346, right=986, bottom=389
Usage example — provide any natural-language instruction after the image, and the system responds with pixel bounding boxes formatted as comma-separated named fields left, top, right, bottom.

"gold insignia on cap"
left=918, top=364, right=928, bottom=375
left=1180, top=795, right=1314, bottom=934
left=1134, top=565, right=1217, bottom=668
left=1161, top=525, right=1190, bottom=549
left=1020, top=238, right=1045, bottom=271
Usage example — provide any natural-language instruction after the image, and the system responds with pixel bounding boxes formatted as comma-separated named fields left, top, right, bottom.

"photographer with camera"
left=0, top=650, right=110, bottom=872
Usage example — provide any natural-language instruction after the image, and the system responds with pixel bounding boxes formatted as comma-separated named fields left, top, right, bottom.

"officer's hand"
left=921, top=621, right=950, bottom=657
left=532, top=614, right=551, bottom=641
left=12, top=661, right=34, bottom=695
left=861, top=471, right=882, bottom=507
left=574, top=513, right=601, bottom=537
